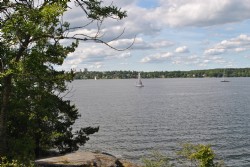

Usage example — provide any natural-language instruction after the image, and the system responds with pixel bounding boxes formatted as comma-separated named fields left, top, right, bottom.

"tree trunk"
left=0, top=108, right=6, bottom=157
left=35, top=136, right=40, bottom=158
left=0, top=38, right=29, bottom=157
left=0, top=75, right=12, bottom=157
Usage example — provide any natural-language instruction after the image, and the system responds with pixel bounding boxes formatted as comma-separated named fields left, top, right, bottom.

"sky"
left=60, top=0, right=250, bottom=72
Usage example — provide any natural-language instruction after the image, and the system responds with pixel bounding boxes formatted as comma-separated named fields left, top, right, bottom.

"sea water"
left=66, top=78, right=250, bottom=167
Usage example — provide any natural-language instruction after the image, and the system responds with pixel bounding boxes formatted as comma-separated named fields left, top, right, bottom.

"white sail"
left=136, top=72, right=144, bottom=87
left=221, top=69, right=230, bottom=82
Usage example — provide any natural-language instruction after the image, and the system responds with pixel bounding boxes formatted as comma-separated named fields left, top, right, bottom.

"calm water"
left=66, top=78, right=250, bottom=167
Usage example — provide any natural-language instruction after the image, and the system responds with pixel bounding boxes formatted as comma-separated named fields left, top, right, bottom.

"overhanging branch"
left=63, top=36, right=135, bottom=51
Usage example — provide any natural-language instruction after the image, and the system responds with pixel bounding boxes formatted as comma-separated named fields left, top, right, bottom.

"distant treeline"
left=74, top=68, right=250, bottom=79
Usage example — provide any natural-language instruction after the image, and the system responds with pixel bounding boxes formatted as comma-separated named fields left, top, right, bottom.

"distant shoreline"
left=74, top=76, right=250, bottom=79
left=73, top=68, right=250, bottom=80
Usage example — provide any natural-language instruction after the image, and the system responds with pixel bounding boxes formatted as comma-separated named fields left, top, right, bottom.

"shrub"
left=141, top=151, right=174, bottom=167
left=177, top=143, right=225, bottom=167
left=142, top=144, right=225, bottom=167
left=0, top=157, right=34, bottom=167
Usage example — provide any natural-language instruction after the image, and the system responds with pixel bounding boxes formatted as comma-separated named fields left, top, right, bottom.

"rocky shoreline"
left=35, top=151, right=140, bottom=167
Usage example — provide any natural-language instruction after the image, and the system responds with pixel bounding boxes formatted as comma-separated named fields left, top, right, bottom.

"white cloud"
left=204, top=48, right=226, bottom=55
left=62, top=42, right=133, bottom=70
left=68, top=29, right=103, bottom=39
left=115, top=52, right=131, bottom=59
left=108, top=38, right=136, bottom=49
left=108, top=37, right=173, bottom=50
left=64, top=0, right=250, bottom=43
left=88, top=62, right=104, bottom=69
left=175, top=46, right=189, bottom=53
left=158, top=0, right=250, bottom=27
left=58, top=0, right=250, bottom=71
left=235, top=48, right=247, bottom=52
left=172, top=55, right=200, bottom=65
left=172, top=54, right=228, bottom=67
left=70, top=64, right=78, bottom=69
left=67, top=58, right=82, bottom=65
left=151, top=40, right=174, bottom=48
left=140, top=52, right=173, bottom=63
left=63, top=3, right=165, bottom=41
left=134, top=39, right=174, bottom=49
left=204, top=34, right=250, bottom=55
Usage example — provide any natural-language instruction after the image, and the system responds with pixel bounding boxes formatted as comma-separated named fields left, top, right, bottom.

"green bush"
left=7, top=137, right=35, bottom=163
left=142, top=144, right=225, bottom=167
left=141, top=151, right=174, bottom=167
left=177, top=144, right=225, bottom=167
left=0, top=157, right=34, bottom=167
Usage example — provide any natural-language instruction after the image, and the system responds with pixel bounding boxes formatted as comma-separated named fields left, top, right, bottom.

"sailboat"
left=136, top=72, right=144, bottom=87
left=94, top=76, right=97, bottom=80
left=221, top=69, right=230, bottom=82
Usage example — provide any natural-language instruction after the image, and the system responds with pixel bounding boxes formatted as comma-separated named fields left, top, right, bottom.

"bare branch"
left=94, top=19, right=104, bottom=38
left=107, top=28, right=126, bottom=43
left=75, top=0, right=89, bottom=17
left=66, top=20, right=94, bottom=31
left=63, top=36, right=135, bottom=51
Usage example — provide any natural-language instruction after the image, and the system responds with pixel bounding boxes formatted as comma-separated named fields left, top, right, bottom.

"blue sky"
left=61, top=0, right=250, bottom=71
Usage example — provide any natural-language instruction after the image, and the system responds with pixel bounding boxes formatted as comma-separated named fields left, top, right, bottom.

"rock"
left=35, top=151, right=140, bottom=167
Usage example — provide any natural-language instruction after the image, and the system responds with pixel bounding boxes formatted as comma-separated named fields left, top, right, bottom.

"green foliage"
left=53, top=126, right=99, bottom=154
left=0, top=0, right=125, bottom=162
left=74, top=68, right=250, bottom=79
left=142, top=151, right=174, bottom=167
left=7, top=137, right=35, bottom=163
left=77, top=0, right=127, bottom=20
left=0, top=157, right=34, bottom=167
left=142, top=144, right=225, bottom=167
left=177, top=144, right=225, bottom=167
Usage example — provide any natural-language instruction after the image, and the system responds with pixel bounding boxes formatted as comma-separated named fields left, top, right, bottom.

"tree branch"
left=63, top=36, right=135, bottom=51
